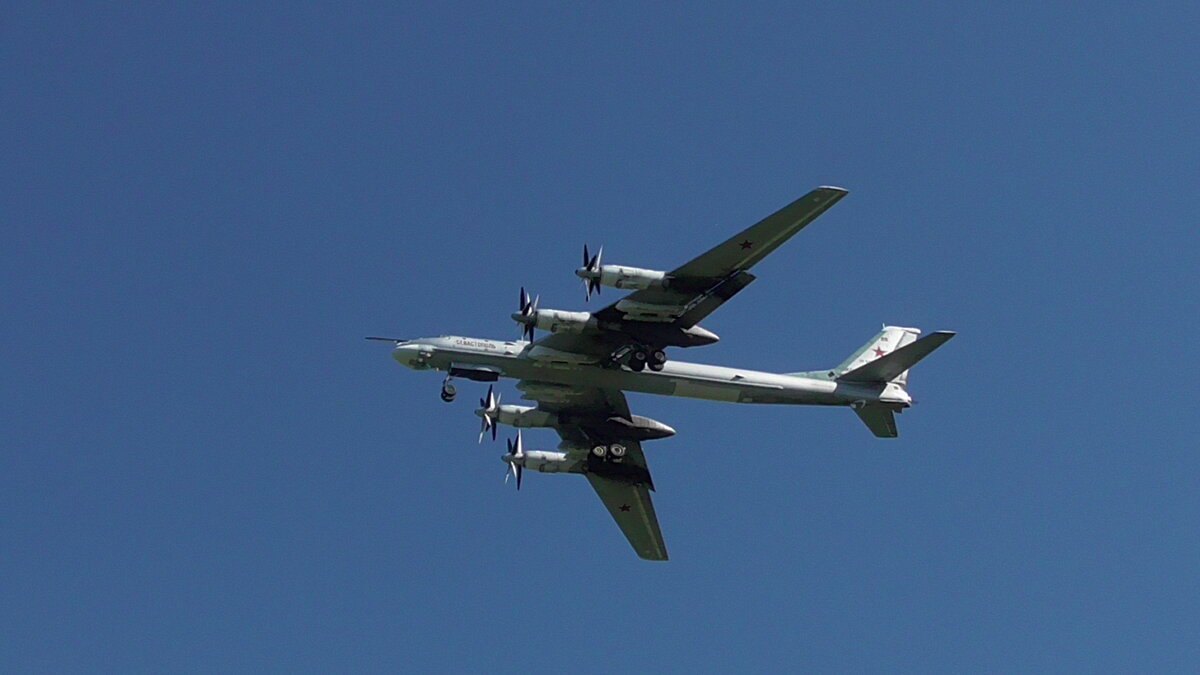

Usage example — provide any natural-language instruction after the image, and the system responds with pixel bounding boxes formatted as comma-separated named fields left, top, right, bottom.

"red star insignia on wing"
left=873, top=347, right=887, bottom=357
left=739, top=240, right=753, bottom=250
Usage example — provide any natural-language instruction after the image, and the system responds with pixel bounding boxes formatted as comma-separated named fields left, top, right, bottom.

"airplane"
left=371, top=186, right=955, bottom=561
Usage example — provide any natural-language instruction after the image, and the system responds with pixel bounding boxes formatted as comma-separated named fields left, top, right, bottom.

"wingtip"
left=817, top=185, right=849, bottom=194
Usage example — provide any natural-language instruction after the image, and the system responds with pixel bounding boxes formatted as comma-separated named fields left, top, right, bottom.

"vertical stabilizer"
left=826, top=327, right=956, bottom=439
left=835, top=326, right=921, bottom=382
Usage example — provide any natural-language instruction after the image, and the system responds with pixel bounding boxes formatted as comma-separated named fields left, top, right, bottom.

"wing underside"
left=587, top=474, right=667, bottom=561
left=518, top=381, right=668, bottom=560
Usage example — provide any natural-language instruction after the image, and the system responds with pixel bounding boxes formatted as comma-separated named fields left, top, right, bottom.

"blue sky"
left=4, top=3, right=1198, bottom=671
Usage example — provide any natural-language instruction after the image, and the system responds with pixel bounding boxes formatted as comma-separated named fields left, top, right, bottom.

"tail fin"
left=838, top=327, right=957, bottom=439
left=834, top=326, right=922, bottom=384
left=838, top=330, right=956, bottom=384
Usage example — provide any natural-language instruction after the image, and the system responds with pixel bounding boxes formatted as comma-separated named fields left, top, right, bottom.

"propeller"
left=478, top=385, right=501, bottom=443
left=581, top=244, right=603, bottom=301
left=505, top=431, right=524, bottom=490
left=515, top=286, right=539, bottom=341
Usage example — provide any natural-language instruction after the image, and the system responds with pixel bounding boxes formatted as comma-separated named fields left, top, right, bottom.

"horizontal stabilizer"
left=854, top=405, right=898, bottom=438
left=838, top=331, right=956, bottom=383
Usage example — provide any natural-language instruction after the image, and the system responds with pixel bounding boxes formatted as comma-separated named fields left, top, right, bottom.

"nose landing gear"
left=440, top=376, right=457, bottom=403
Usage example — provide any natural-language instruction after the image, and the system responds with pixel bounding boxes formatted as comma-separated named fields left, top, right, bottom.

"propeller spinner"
left=477, top=385, right=500, bottom=443
left=505, top=431, right=524, bottom=490
left=512, top=287, right=539, bottom=341
left=578, top=244, right=603, bottom=301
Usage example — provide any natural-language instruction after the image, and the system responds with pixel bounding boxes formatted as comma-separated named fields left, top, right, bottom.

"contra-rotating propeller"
left=514, top=286, right=539, bottom=341
left=580, top=244, right=603, bottom=301
left=478, top=384, right=500, bottom=443
left=505, top=431, right=524, bottom=490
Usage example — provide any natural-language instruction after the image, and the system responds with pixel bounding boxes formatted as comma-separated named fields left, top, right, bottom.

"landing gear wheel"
left=610, top=444, right=627, bottom=458
left=628, top=357, right=646, bottom=372
left=441, top=380, right=457, bottom=403
left=649, top=361, right=664, bottom=372
left=592, top=445, right=608, bottom=458
left=651, top=349, right=667, bottom=364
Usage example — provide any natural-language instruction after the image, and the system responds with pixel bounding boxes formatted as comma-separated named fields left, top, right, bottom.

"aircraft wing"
left=586, top=475, right=667, bottom=561
left=517, top=381, right=668, bottom=561
left=591, top=186, right=848, bottom=328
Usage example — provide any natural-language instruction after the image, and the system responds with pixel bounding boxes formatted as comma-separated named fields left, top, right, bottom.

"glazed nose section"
left=392, top=343, right=430, bottom=369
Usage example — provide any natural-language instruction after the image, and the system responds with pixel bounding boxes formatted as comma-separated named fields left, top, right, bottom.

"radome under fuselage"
left=393, top=336, right=911, bottom=408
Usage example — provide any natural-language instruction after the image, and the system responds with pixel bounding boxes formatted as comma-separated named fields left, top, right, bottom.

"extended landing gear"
left=615, top=345, right=667, bottom=372
left=591, top=444, right=627, bottom=462
left=440, top=376, right=457, bottom=403
left=649, top=349, right=666, bottom=372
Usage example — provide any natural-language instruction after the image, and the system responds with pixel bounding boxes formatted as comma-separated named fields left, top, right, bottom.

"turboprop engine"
left=576, top=245, right=668, bottom=300
left=501, top=431, right=585, bottom=489
left=511, top=287, right=595, bottom=341
left=476, top=386, right=558, bottom=442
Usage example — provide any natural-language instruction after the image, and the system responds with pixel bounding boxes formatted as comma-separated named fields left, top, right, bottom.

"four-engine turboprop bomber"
left=372, top=186, right=955, bottom=561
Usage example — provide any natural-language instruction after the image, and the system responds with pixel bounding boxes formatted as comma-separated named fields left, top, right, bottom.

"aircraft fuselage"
left=393, top=336, right=911, bottom=408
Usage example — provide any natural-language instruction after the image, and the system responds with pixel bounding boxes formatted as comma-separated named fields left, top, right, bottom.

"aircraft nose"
left=391, top=343, right=428, bottom=369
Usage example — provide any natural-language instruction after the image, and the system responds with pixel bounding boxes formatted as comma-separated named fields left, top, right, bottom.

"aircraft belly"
left=670, top=378, right=741, bottom=402
left=432, top=350, right=845, bottom=406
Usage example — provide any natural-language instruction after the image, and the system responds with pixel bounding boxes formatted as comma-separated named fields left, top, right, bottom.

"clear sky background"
left=4, top=3, right=1198, bottom=672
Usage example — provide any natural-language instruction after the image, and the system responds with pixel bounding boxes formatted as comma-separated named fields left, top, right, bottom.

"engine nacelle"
left=503, top=449, right=585, bottom=474
left=596, top=265, right=668, bottom=291
left=532, top=309, right=593, bottom=334
left=513, top=308, right=595, bottom=335
left=491, top=404, right=557, bottom=429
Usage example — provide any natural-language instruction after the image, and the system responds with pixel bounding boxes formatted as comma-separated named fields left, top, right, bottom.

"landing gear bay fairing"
left=373, top=187, right=955, bottom=561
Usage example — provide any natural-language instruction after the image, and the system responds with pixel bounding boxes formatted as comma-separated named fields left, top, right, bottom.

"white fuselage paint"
left=393, top=336, right=908, bottom=408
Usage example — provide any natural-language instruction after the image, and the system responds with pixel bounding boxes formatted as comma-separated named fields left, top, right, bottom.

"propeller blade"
left=516, top=287, right=540, bottom=340
left=503, top=432, right=526, bottom=490
left=582, top=245, right=602, bottom=302
left=478, top=385, right=497, bottom=443
left=525, top=296, right=539, bottom=341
